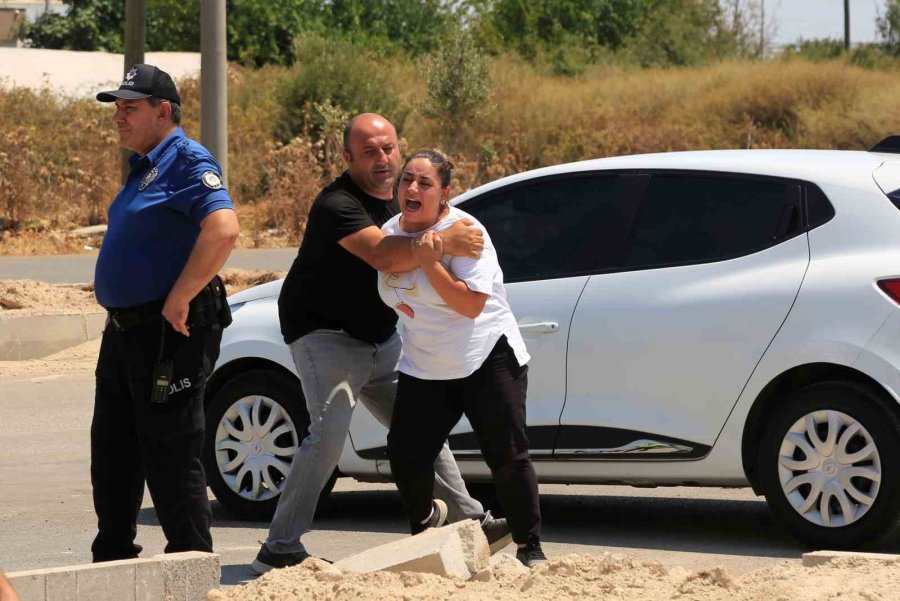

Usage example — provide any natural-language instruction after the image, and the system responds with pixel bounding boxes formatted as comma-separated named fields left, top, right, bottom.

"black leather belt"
left=106, top=300, right=164, bottom=332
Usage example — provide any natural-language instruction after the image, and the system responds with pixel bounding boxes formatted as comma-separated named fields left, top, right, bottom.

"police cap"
left=96, top=64, right=181, bottom=105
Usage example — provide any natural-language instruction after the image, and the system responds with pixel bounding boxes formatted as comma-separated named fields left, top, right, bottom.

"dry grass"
left=219, top=268, right=287, bottom=295
left=3, top=58, right=900, bottom=254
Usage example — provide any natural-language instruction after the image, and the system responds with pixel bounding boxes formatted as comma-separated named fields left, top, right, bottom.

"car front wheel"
left=758, top=380, right=900, bottom=549
left=204, top=368, right=337, bottom=520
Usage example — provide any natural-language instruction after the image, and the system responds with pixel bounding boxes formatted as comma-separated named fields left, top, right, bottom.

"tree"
left=482, top=0, right=657, bottom=59
left=323, top=0, right=456, bottom=56
left=226, top=0, right=325, bottom=66
left=422, top=29, right=491, bottom=149
left=624, top=0, right=742, bottom=67
left=21, top=0, right=123, bottom=52
left=877, top=0, right=900, bottom=56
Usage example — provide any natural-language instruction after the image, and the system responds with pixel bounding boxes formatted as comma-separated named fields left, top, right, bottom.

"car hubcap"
left=214, top=395, right=300, bottom=501
left=777, top=409, right=881, bottom=527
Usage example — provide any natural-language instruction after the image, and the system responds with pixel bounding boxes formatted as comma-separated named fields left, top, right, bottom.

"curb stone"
left=0, top=312, right=105, bottom=360
left=7, top=552, right=220, bottom=601
left=802, top=550, right=900, bottom=567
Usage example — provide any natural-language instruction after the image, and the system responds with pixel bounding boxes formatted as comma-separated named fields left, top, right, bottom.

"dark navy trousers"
left=90, top=314, right=220, bottom=562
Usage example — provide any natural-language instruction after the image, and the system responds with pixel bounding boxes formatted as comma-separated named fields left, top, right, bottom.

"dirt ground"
left=208, top=553, right=900, bottom=601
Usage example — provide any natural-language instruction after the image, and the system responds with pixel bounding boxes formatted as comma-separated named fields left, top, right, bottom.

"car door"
left=351, top=171, right=641, bottom=465
left=559, top=172, right=810, bottom=458
left=447, top=172, right=645, bottom=459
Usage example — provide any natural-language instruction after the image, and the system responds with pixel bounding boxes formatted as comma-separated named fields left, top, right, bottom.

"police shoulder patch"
left=201, top=171, right=223, bottom=190
left=138, top=167, right=158, bottom=191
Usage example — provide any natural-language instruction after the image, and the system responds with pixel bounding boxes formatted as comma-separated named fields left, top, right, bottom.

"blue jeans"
left=265, top=329, right=485, bottom=554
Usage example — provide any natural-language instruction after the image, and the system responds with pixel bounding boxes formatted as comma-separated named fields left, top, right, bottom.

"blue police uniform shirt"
left=94, top=128, right=234, bottom=309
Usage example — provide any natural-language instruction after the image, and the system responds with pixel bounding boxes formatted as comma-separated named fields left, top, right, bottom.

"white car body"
left=207, top=147, right=900, bottom=547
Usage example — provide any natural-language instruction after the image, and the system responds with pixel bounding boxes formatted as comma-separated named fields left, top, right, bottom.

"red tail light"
left=877, top=279, right=900, bottom=305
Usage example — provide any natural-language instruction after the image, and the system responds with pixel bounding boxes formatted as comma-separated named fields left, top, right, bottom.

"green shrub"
left=422, top=30, right=492, bottom=137
left=275, top=33, right=407, bottom=142
left=622, top=0, right=736, bottom=67
left=781, top=38, right=847, bottom=62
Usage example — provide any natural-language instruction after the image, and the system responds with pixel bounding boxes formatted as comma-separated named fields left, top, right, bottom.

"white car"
left=204, top=142, right=900, bottom=549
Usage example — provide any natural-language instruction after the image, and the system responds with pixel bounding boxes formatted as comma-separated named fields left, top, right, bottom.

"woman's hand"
left=413, top=231, right=443, bottom=267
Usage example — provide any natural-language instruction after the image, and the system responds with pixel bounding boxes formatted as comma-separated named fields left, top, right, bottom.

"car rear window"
left=624, top=174, right=802, bottom=269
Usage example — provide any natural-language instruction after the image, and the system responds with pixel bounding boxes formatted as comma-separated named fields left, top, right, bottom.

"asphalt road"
left=0, top=248, right=297, bottom=284
left=0, top=366, right=844, bottom=587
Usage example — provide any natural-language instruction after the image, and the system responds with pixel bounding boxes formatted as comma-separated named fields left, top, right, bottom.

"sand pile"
left=0, top=279, right=98, bottom=314
left=0, top=270, right=284, bottom=316
left=208, top=553, right=900, bottom=601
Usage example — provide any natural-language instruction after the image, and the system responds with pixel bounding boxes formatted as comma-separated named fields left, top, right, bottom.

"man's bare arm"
left=339, top=218, right=484, bottom=272
left=163, top=208, right=240, bottom=335
left=415, top=231, right=488, bottom=319
left=438, top=218, right=484, bottom=258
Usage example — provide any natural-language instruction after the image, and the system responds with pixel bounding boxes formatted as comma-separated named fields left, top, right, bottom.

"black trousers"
left=388, top=336, right=541, bottom=544
left=90, top=313, right=220, bottom=562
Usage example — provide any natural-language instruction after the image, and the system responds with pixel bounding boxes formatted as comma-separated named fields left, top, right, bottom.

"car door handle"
left=518, top=321, right=560, bottom=334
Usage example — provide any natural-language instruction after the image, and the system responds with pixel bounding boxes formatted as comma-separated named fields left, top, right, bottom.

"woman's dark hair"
left=401, top=148, right=454, bottom=187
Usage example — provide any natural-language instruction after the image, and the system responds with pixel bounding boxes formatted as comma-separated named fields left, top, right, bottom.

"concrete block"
left=7, top=571, right=45, bottom=601
left=45, top=570, right=76, bottom=601
left=335, top=524, right=472, bottom=580
left=446, top=520, right=490, bottom=574
left=8, top=553, right=218, bottom=601
left=154, top=552, right=220, bottom=601
left=75, top=561, right=136, bottom=601
left=135, top=560, right=165, bottom=601
left=802, top=550, right=900, bottom=567
left=0, top=312, right=104, bottom=360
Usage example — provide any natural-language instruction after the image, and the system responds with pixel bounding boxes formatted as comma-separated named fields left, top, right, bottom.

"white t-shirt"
left=378, top=207, right=530, bottom=380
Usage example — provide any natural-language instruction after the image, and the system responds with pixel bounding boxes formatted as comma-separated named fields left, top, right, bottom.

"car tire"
left=758, top=380, right=900, bottom=549
left=204, top=368, right=337, bottom=521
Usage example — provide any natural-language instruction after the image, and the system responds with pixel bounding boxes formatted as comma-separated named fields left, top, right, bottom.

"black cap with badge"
left=96, top=64, right=181, bottom=105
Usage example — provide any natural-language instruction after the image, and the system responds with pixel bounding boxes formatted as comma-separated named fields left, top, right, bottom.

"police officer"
left=91, top=64, right=239, bottom=562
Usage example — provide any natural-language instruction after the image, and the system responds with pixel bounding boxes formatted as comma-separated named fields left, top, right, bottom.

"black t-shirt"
left=279, top=172, right=399, bottom=345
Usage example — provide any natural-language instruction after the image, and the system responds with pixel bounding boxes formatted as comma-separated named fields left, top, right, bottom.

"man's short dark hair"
left=148, top=96, right=182, bottom=125
left=342, top=117, right=355, bottom=154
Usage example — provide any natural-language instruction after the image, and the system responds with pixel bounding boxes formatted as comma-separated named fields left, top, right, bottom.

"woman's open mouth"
left=404, top=200, right=422, bottom=212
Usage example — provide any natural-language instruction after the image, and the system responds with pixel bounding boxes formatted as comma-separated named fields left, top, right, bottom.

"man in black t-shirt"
left=252, top=114, right=510, bottom=574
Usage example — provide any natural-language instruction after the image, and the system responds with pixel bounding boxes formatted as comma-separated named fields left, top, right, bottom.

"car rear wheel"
left=758, top=380, right=900, bottom=548
left=204, top=368, right=337, bottom=520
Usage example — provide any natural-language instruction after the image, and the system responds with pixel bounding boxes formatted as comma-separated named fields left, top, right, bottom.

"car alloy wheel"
left=776, top=409, right=881, bottom=528
left=214, top=393, right=299, bottom=503
left=759, top=381, right=900, bottom=548
left=205, top=369, right=340, bottom=520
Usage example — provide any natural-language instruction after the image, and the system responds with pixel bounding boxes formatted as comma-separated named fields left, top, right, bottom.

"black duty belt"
left=106, top=300, right=164, bottom=332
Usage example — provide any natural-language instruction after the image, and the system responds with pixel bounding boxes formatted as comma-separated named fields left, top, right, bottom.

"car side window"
left=623, top=174, right=801, bottom=269
left=461, top=174, right=630, bottom=282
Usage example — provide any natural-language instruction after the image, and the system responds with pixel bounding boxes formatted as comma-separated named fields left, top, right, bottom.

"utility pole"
left=122, top=0, right=146, bottom=182
left=844, top=0, right=850, bottom=51
left=200, top=0, right=228, bottom=185
left=758, top=0, right=766, bottom=58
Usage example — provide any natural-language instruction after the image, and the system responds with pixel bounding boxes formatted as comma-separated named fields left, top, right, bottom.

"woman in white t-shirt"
left=379, top=149, right=545, bottom=567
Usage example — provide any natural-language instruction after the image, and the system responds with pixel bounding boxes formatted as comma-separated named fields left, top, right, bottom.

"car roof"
left=451, top=149, right=898, bottom=205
